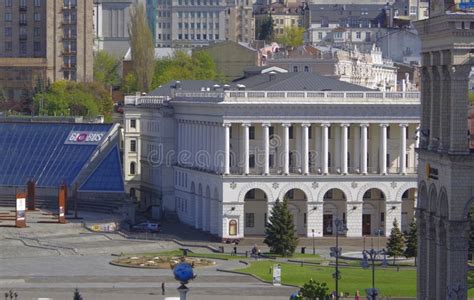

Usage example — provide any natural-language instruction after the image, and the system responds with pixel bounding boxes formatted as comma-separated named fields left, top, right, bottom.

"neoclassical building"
left=123, top=72, right=420, bottom=239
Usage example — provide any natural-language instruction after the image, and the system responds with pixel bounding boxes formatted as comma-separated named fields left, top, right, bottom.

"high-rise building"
left=0, top=0, right=93, bottom=103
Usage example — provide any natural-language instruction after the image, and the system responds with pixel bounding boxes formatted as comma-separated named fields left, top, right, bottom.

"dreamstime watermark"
left=146, top=133, right=321, bottom=172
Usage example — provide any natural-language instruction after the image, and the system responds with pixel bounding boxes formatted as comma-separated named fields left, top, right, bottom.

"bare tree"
left=128, top=3, right=155, bottom=92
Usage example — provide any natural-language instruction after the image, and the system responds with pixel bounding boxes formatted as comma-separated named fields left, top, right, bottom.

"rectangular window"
left=35, top=0, right=41, bottom=6
left=5, top=12, right=12, bottom=22
left=34, top=41, right=41, bottom=52
left=4, top=27, right=11, bottom=37
left=249, top=154, right=255, bottom=168
left=4, top=41, right=12, bottom=52
left=245, top=213, right=255, bottom=228
left=249, top=126, right=255, bottom=140
left=5, top=0, right=11, bottom=7
left=130, top=119, right=136, bottom=128
left=365, top=32, right=371, bottom=42
left=34, top=12, right=41, bottom=22
left=20, top=41, right=27, bottom=55
left=318, top=32, right=323, bottom=40
left=130, top=140, right=137, bottom=152
left=356, top=31, right=361, bottom=39
left=34, top=27, right=40, bottom=37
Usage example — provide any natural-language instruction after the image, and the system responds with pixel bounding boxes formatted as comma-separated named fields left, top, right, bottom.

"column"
left=314, top=125, right=321, bottom=171
left=301, top=123, right=310, bottom=175
left=262, top=123, right=271, bottom=175
left=399, top=124, right=407, bottom=175
left=353, top=124, right=360, bottom=173
left=321, top=124, right=329, bottom=175
left=224, top=123, right=231, bottom=175
left=282, top=123, right=291, bottom=175
left=341, top=124, right=349, bottom=175
left=242, top=123, right=250, bottom=175
left=360, top=124, right=368, bottom=175
left=380, top=124, right=388, bottom=175
left=334, top=126, right=340, bottom=171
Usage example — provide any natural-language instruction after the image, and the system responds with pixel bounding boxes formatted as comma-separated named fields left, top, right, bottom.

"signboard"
left=64, top=131, right=106, bottom=145
left=272, top=264, right=281, bottom=286
left=16, top=192, right=26, bottom=228
left=426, top=163, right=439, bottom=180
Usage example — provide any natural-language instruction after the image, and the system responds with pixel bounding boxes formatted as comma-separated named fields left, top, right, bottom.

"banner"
left=272, top=264, right=281, bottom=286
left=64, top=131, right=106, bottom=145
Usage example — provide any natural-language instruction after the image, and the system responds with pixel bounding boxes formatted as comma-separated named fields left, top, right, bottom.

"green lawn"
left=237, top=261, right=474, bottom=297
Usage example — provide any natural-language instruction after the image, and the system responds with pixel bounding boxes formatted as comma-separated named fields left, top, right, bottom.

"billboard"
left=64, top=131, right=106, bottom=145
left=16, top=192, right=26, bottom=228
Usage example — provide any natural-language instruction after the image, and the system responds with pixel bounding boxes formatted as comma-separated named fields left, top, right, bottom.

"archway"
left=401, top=188, right=417, bottom=233
left=322, top=188, right=347, bottom=236
left=283, top=188, right=308, bottom=235
left=361, top=188, right=386, bottom=236
left=243, top=188, right=268, bottom=235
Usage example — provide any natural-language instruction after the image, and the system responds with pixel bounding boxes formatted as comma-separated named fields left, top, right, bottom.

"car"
left=132, top=222, right=160, bottom=232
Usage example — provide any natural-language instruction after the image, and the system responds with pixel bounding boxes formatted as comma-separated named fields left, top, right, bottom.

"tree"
left=264, top=198, right=299, bottom=256
left=275, top=26, right=305, bottom=49
left=386, top=219, right=405, bottom=265
left=93, top=50, right=121, bottom=88
left=404, top=219, right=417, bottom=265
left=151, top=51, right=220, bottom=89
left=257, top=15, right=274, bottom=42
left=300, top=279, right=329, bottom=300
left=128, top=3, right=155, bottom=92
left=33, top=81, right=113, bottom=121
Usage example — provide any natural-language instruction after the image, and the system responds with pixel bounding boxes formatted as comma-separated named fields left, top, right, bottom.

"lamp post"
left=312, top=229, right=315, bottom=255
left=361, top=248, right=387, bottom=300
left=329, top=218, right=348, bottom=300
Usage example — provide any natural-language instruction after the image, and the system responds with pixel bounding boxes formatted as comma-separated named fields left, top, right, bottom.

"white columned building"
left=123, top=73, right=420, bottom=240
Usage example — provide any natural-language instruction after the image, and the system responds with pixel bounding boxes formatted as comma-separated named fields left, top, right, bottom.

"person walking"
left=355, top=289, right=360, bottom=300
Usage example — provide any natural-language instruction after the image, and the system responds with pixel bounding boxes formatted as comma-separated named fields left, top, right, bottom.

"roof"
left=148, top=80, right=219, bottom=96
left=232, top=72, right=373, bottom=91
left=0, top=123, right=123, bottom=189
left=308, top=4, right=387, bottom=25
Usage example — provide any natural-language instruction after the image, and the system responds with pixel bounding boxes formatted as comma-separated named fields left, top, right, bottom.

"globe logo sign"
left=173, top=262, right=195, bottom=284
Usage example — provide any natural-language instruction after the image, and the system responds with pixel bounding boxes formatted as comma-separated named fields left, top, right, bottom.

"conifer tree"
left=404, top=219, right=417, bottom=265
left=264, top=198, right=299, bottom=256
left=386, top=219, right=405, bottom=265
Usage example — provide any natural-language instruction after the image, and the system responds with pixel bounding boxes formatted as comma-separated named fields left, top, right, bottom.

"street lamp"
left=329, top=218, right=348, bottom=300
left=361, top=247, right=387, bottom=300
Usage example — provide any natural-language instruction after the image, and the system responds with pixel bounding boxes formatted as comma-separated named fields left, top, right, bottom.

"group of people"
left=251, top=244, right=261, bottom=259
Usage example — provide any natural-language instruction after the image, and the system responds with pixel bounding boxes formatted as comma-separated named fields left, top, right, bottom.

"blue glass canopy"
left=79, top=145, right=125, bottom=192
left=0, top=122, right=115, bottom=188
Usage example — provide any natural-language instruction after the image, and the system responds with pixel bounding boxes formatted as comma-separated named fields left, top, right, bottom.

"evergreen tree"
left=386, top=219, right=405, bottom=265
left=73, top=288, right=83, bottom=300
left=257, top=15, right=274, bottom=42
left=404, top=219, right=417, bottom=265
left=264, top=198, right=298, bottom=256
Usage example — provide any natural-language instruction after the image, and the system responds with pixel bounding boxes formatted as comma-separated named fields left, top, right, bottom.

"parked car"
left=132, top=222, right=160, bottom=232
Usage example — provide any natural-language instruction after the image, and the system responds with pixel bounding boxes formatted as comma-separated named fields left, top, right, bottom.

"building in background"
left=123, top=73, right=420, bottom=238
left=264, top=44, right=399, bottom=91
left=225, top=0, right=255, bottom=44
left=255, top=2, right=303, bottom=37
left=0, top=0, right=93, bottom=103
left=93, top=0, right=142, bottom=57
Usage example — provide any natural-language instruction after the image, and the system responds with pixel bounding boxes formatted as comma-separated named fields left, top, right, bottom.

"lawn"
left=237, top=261, right=474, bottom=297
left=124, top=249, right=243, bottom=260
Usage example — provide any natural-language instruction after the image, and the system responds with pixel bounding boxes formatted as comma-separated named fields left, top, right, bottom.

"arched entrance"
left=401, top=188, right=417, bottom=233
left=323, top=188, right=347, bottom=236
left=244, top=188, right=268, bottom=235
left=283, top=188, right=308, bottom=235
left=361, top=188, right=386, bottom=236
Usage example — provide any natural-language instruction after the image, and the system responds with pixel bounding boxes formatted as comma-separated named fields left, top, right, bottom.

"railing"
left=226, top=166, right=417, bottom=176
left=123, top=91, right=420, bottom=105
left=124, top=95, right=169, bottom=106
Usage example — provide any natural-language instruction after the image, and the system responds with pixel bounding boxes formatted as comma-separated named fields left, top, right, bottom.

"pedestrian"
left=233, top=241, right=238, bottom=256
left=355, top=289, right=360, bottom=300
left=161, top=282, right=165, bottom=295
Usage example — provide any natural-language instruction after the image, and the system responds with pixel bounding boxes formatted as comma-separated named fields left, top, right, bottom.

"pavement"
left=0, top=208, right=296, bottom=300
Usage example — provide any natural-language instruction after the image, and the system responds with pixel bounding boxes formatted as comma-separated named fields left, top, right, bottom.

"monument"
left=414, top=0, right=474, bottom=299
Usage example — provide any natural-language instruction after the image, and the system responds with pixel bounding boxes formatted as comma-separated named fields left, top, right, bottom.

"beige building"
left=0, top=0, right=93, bottom=102
left=225, top=2, right=254, bottom=44
left=254, top=2, right=303, bottom=37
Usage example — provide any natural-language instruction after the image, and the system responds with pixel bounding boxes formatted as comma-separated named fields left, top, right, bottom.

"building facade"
left=264, top=44, right=398, bottom=91
left=0, top=0, right=94, bottom=102
left=123, top=73, right=420, bottom=239
left=225, top=1, right=254, bottom=44
left=93, top=0, right=141, bottom=57
left=255, top=2, right=303, bottom=37
left=414, top=0, right=474, bottom=298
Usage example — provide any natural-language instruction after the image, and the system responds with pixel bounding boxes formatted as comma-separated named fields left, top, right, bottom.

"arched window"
left=229, top=219, right=237, bottom=236
left=130, top=162, right=136, bottom=175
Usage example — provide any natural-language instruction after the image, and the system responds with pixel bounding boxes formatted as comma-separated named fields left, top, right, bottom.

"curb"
left=216, top=268, right=300, bottom=289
